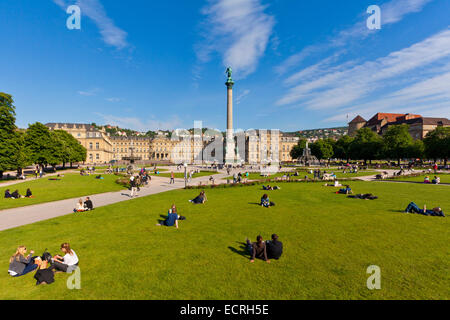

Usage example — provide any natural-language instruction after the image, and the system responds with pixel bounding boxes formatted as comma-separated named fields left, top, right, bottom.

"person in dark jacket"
left=25, top=189, right=33, bottom=198
left=11, top=190, right=22, bottom=199
left=84, top=197, right=94, bottom=210
left=246, top=236, right=270, bottom=263
left=266, top=234, right=283, bottom=260
left=4, top=189, right=12, bottom=198
left=34, top=259, right=54, bottom=285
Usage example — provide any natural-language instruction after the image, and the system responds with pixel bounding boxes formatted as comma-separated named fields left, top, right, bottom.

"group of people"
left=7, top=243, right=79, bottom=285
left=262, top=185, right=280, bottom=191
left=4, top=188, right=33, bottom=199
left=423, top=176, right=440, bottom=184
left=73, top=197, right=94, bottom=212
left=246, top=234, right=283, bottom=263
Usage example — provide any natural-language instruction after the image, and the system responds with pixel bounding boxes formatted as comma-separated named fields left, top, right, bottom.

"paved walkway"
left=0, top=172, right=228, bottom=232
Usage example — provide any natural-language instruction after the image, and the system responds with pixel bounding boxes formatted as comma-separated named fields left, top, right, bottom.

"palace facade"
left=348, top=113, right=450, bottom=139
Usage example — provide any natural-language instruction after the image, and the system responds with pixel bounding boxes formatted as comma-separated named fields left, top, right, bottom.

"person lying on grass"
left=50, top=243, right=79, bottom=273
left=156, top=205, right=186, bottom=229
left=348, top=193, right=378, bottom=200
left=262, top=185, right=281, bottom=191
left=432, top=176, right=440, bottom=184
left=189, top=191, right=207, bottom=204
left=34, top=257, right=54, bottom=285
left=337, top=185, right=352, bottom=194
left=8, top=246, right=38, bottom=277
left=246, top=236, right=270, bottom=263
left=405, top=202, right=445, bottom=217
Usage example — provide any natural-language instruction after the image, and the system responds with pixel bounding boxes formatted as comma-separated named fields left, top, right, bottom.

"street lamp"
left=184, top=163, right=188, bottom=189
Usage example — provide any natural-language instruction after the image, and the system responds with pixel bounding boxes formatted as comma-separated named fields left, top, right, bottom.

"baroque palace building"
left=348, top=113, right=450, bottom=139
left=46, top=123, right=301, bottom=165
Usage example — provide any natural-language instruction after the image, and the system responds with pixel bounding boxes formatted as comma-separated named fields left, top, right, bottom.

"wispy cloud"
left=196, top=0, right=275, bottom=78
left=53, top=0, right=128, bottom=49
left=96, top=113, right=184, bottom=132
left=105, top=97, right=121, bottom=102
left=236, top=89, right=250, bottom=105
left=78, top=88, right=100, bottom=96
left=275, top=0, right=433, bottom=75
left=277, top=28, right=450, bottom=110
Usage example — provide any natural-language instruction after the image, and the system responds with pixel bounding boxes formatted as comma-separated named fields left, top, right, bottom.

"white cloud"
left=53, top=0, right=128, bottom=49
left=275, top=0, right=433, bottom=75
left=196, top=0, right=275, bottom=78
left=78, top=88, right=100, bottom=96
left=277, top=28, right=450, bottom=114
left=106, top=97, right=121, bottom=102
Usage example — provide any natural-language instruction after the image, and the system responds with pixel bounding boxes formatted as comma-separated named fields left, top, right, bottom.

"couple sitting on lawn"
left=157, top=204, right=187, bottom=229
left=337, top=185, right=352, bottom=194
left=73, top=197, right=94, bottom=212
left=5, top=188, right=33, bottom=199
left=405, top=202, right=445, bottom=217
left=245, top=234, right=283, bottom=263
left=8, top=243, right=79, bottom=285
left=261, top=194, right=275, bottom=208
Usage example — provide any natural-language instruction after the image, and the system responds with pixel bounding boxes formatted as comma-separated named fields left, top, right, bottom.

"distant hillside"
left=286, top=127, right=348, bottom=140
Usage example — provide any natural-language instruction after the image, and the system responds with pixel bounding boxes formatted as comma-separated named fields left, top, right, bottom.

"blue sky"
left=1, top=0, right=449, bottom=132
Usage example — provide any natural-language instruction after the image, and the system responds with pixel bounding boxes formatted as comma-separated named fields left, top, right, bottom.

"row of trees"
left=0, top=93, right=87, bottom=178
left=290, top=125, right=450, bottom=165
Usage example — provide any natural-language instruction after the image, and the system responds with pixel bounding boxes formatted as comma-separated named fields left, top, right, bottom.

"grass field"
left=387, top=174, right=450, bottom=184
left=0, top=181, right=448, bottom=300
left=0, top=174, right=125, bottom=210
left=225, top=171, right=378, bottom=181
left=151, top=171, right=218, bottom=179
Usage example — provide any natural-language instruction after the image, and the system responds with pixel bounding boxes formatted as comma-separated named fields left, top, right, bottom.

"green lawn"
left=151, top=171, right=218, bottom=179
left=0, top=181, right=448, bottom=300
left=0, top=173, right=125, bottom=210
left=387, top=174, right=450, bottom=184
left=226, top=171, right=378, bottom=181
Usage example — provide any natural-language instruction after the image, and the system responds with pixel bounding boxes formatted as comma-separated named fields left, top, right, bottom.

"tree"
left=12, top=130, right=31, bottom=176
left=424, top=127, right=450, bottom=166
left=407, top=139, right=425, bottom=160
left=311, top=139, right=333, bottom=162
left=334, top=135, right=354, bottom=162
left=0, top=93, right=19, bottom=178
left=289, top=139, right=307, bottom=160
left=382, top=125, right=413, bottom=165
left=53, top=130, right=87, bottom=167
left=24, top=122, right=54, bottom=166
left=349, top=128, right=383, bottom=165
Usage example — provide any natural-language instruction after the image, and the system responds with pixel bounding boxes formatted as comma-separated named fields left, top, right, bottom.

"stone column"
left=225, top=78, right=235, bottom=164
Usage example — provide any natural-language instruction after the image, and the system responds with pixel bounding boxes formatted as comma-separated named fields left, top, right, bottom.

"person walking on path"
left=170, top=171, right=175, bottom=184
left=130, top=176, right=138, bottom=198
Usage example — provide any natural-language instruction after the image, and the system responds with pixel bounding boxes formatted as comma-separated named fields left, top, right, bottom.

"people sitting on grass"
left=11, top=190, right=23, bottom=199
left=266, top=234, right=283, bottom=260
left=246, top=236, right=270, bottom=263
left=73, top=199, right=86, bottom=213
left=95, top=175, right=104, bottom=180
left=189, top=191, right=207, bottom=204
left=4, top=189, right=12, bottom=199
left=156, top=205, right=186, bottom=229
left=348, top=193, right=378, bottom=200
left=8, top=246, right=38, bottom=277
left=34, top=257, right=55, bottom=286
left=84, top=197, right=94, bottom=211
left=262, top=185, right=281, bottom=191
left=337, top=185, right=352, bottom=194
left=432, top=176, right=440, bottom=184
left=50, top=243, right=79, bottom=273
left=424, top=176, right=431, bottom=184
left=260, top=194, right=275, bottom=208
left=405, top=202, right=445, bottom=217
left=25, top=188, right=33, bottom=198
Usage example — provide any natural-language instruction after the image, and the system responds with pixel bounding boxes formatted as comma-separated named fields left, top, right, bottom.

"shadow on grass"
left=228, top=241, right=250, bottom=260
left=248, top=202, right=262, bottom=206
